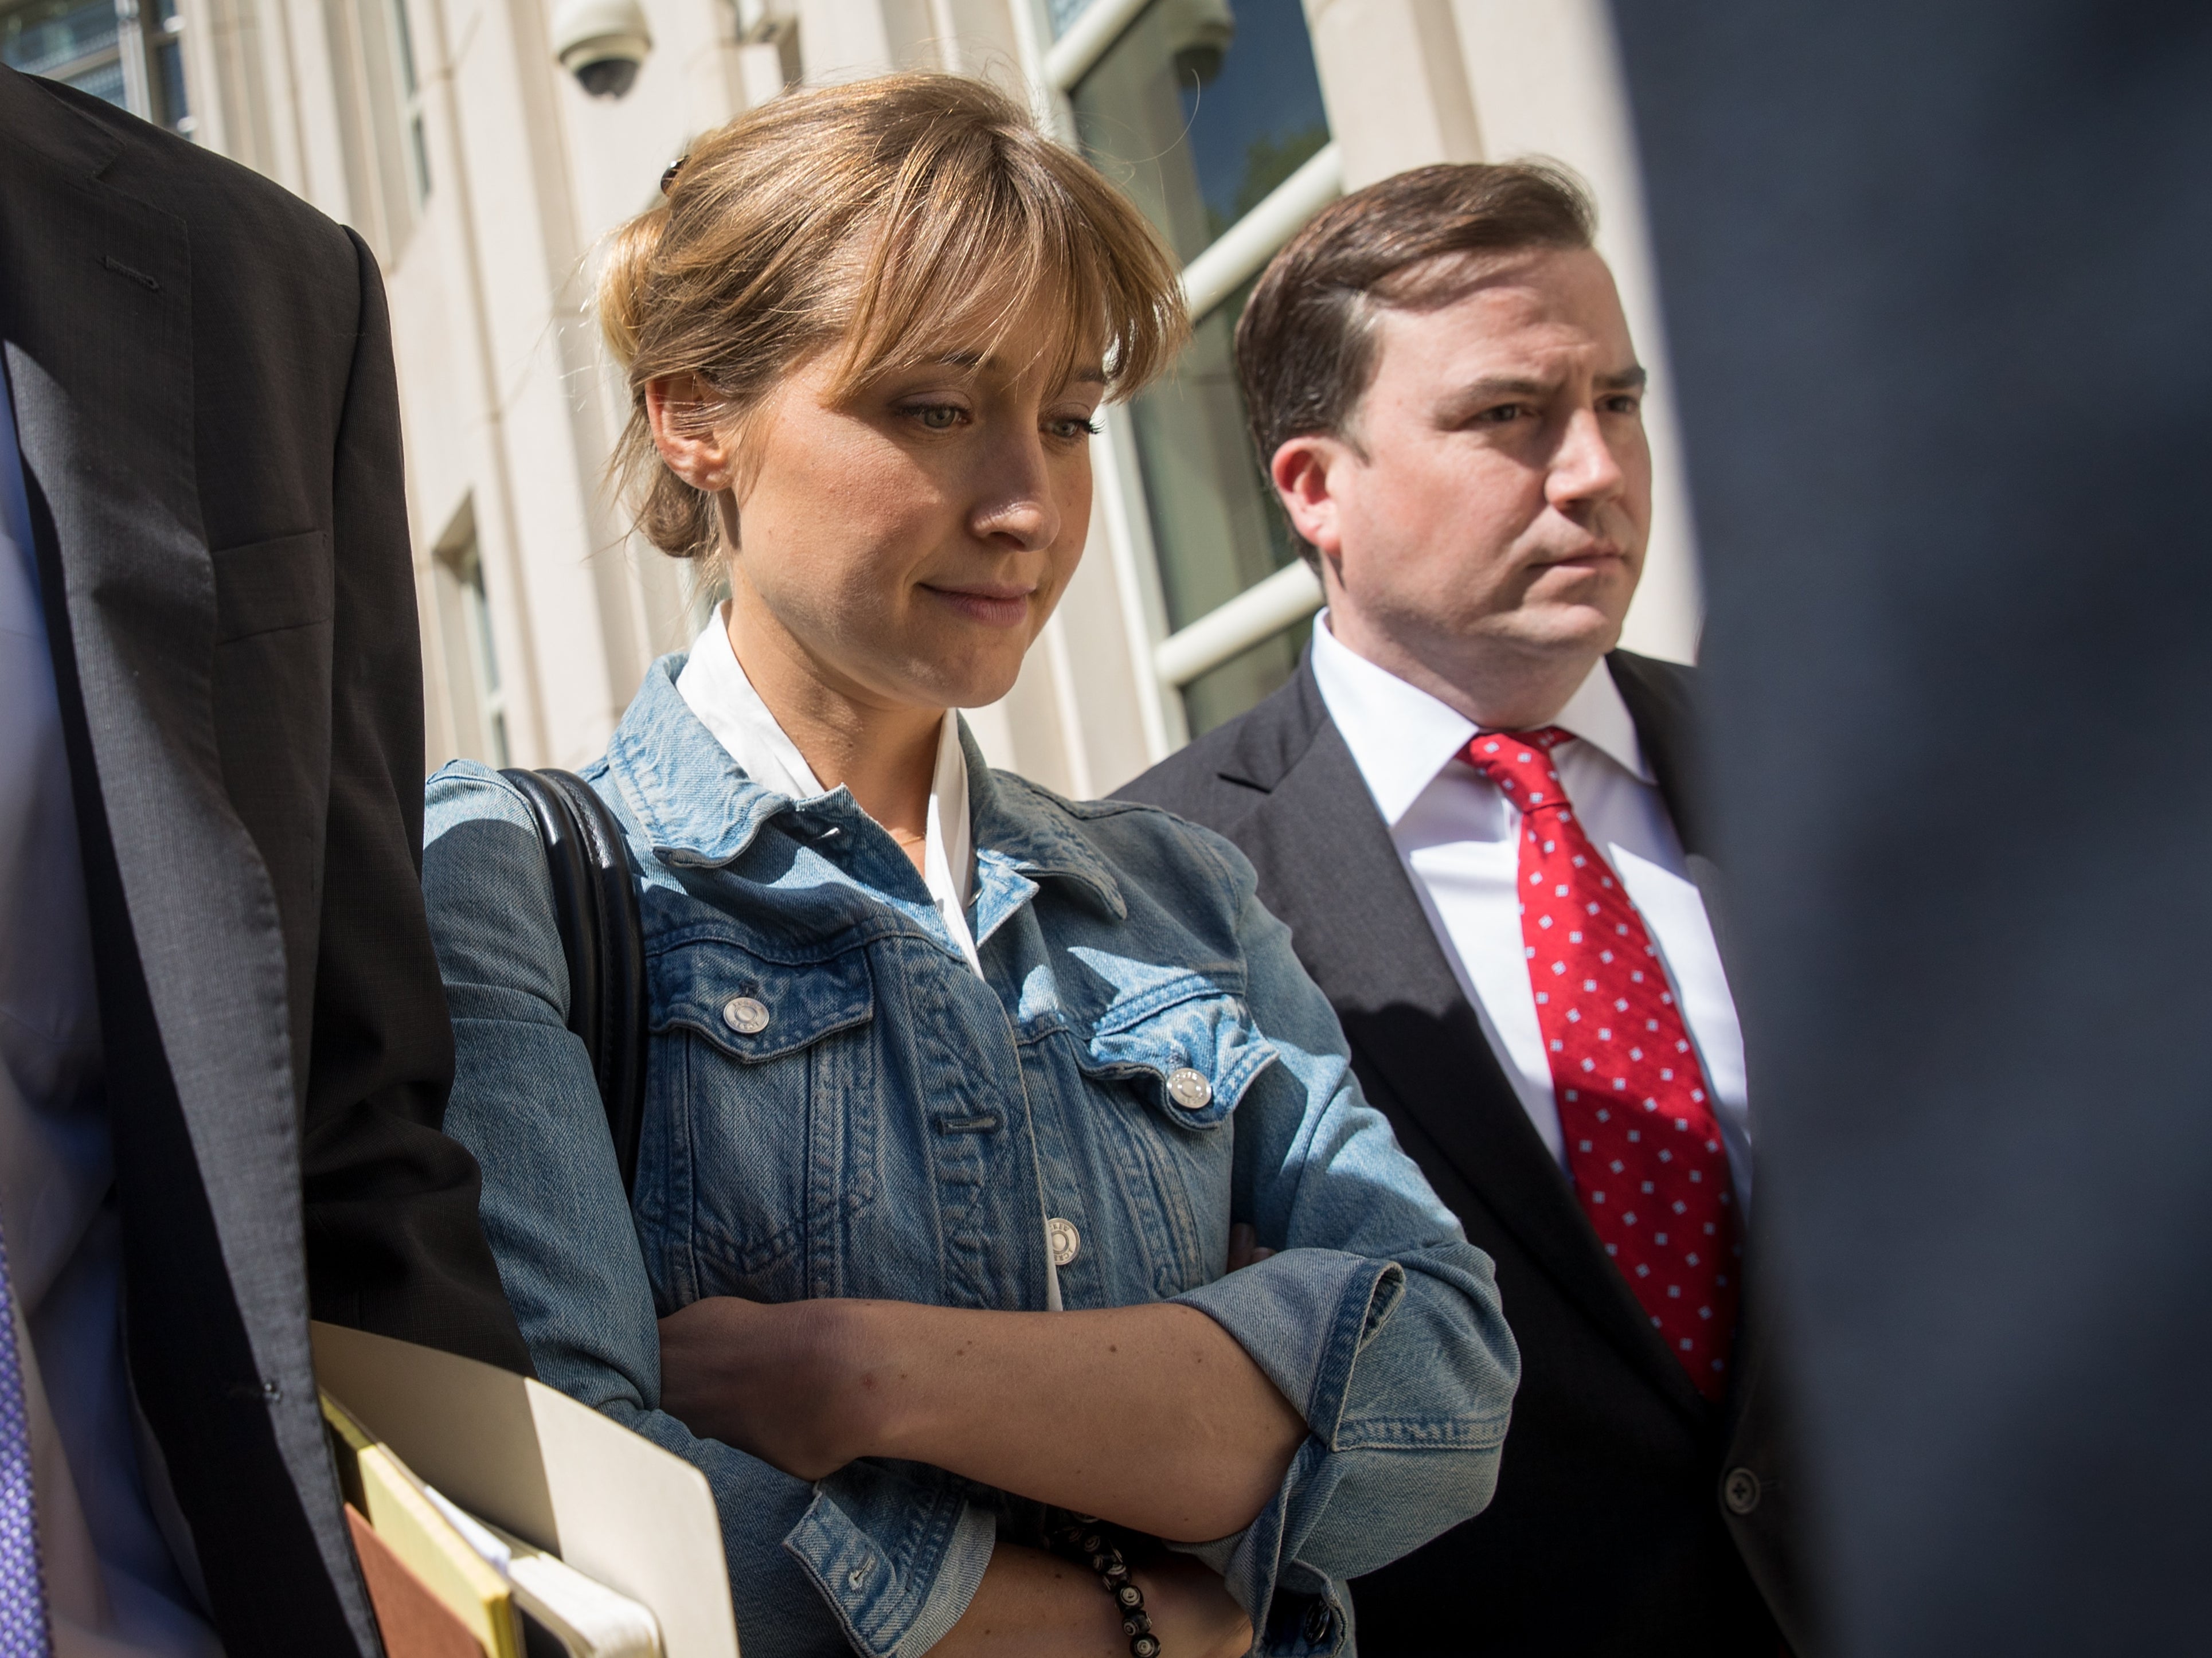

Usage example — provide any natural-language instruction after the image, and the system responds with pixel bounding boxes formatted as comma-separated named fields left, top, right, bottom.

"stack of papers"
left=313, top=1323, right=740, bottom=1658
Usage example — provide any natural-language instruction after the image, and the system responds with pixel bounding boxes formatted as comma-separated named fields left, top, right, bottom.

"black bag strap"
left=500, top=768, right=647, bottom=1195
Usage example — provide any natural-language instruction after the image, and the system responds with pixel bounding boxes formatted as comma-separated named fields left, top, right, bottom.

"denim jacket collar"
left=604, top=654, right=1127, bottom=925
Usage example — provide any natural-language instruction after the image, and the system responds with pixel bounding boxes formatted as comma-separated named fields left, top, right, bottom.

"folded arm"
left=659, top=1291, right=1306, bottom=1542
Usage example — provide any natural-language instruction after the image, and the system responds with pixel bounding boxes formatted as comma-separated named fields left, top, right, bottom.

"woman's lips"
left=922, top=585, right=1034, bottom=629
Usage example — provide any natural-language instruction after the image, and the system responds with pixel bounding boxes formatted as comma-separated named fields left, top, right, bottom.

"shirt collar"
left=1308, top=610, right=1652, bottom=828
left=676, top=609, right=974, bottom=916
left=1549, top=651, right=1651, bottom=783
left=622, top=624, right=1121, bottom=920
left=675, top=608, right=824, bottom=801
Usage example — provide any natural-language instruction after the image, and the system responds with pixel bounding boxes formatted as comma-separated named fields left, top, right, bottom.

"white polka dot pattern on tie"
left=1467, top=727, right=1741, bottom=1401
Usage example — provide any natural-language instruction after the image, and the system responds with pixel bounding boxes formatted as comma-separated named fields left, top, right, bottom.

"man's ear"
left=646, top=374, right=737, bottom=492
left=1271, top=433, right=1353, bottom=560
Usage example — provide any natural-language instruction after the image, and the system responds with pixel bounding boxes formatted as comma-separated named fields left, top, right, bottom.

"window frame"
left=1018, top=0, right=1337, bottom=750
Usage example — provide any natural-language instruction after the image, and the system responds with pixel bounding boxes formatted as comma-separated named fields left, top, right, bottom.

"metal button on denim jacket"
left=423, top=655, right=1520, bottom=1658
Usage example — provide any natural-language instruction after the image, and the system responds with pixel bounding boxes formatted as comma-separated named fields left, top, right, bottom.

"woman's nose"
left=970, top=438, right=1062, bottom=550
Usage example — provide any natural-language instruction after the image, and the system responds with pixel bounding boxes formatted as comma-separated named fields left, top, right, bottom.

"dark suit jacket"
left=1122, top=650, right=1806, bottom=1657
left=1, top=65, right=531, bottom=1657
left=1613, top=8, right=2212, bottom=1653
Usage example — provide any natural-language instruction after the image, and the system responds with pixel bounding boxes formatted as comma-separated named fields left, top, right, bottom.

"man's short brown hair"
left=1235, top=161, right=1596, bottom=557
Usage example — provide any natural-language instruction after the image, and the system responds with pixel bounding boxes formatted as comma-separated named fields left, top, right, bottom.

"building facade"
left=5, top=0, right=1699, bottom=791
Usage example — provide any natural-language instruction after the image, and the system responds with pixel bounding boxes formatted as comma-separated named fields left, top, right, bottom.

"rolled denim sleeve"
left=1168, top=834, right=1521, bottom=1656
left=421, top=764, right=994, bottom=1658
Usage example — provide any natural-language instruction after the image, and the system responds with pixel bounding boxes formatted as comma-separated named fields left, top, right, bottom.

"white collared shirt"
left=1309, top=614, right=1753, bottom=1208
left=676, top=609, right=982, bottom=976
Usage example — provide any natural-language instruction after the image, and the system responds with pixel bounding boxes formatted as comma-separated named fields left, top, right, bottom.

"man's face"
left=1277, top=247, right=1651, bottom=701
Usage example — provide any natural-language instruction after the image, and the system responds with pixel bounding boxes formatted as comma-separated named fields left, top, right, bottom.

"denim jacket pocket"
left=645, top=935, right=881, bottom=1301
left=654, top=932, right=877, bottom=1061
left=1080, top=973, right=1280, bottom=1129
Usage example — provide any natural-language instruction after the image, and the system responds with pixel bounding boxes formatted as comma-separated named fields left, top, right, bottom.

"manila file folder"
left=311, top=1321, right=740, bottom=1658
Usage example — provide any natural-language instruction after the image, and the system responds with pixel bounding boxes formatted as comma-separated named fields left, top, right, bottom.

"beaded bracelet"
left=1048, top=1512, right=1160, bottom=1658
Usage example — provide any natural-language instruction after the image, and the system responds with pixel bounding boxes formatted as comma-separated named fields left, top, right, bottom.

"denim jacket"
left=422, top=656, right=1518, bottom=1658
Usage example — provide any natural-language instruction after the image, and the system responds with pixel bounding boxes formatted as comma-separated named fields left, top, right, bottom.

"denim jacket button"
left=722, top=995, right=770, bottom=1035
left=1167, top=1067, right=1213, bottom=1110
left=1303, top=1599, right=1334, bottom=1644
left=1048, top=1217, right=1080, bottom=1266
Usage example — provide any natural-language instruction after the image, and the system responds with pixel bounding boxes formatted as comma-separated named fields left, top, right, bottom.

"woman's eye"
left=1047, top=416, right=1103, bottom=441
left=909, top=404, right=967, bottom=431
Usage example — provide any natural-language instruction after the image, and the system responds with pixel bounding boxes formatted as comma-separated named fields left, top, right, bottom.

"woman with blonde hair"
left=423, top=73, right=1516, bottom=1657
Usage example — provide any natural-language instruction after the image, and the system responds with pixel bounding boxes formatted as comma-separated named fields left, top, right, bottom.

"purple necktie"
left=0, top=1226, right=50, bottom=1655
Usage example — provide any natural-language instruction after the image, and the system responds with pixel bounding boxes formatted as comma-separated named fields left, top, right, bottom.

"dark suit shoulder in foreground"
left=18, top=72, right=529, bottom=1367
left=5, top=62, right=526, bottom=1657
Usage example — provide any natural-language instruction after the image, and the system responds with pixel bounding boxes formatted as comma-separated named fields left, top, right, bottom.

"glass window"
left=62, top=46, right=123, bottom=100
left=459, top=550, right=510, bottom=768
left=1, top=0, right=196, bottom=130
left=2, top=0, right=127, bottom=107
left=1069, top=0, right=1330, bottom=264
left=1125, top=269, right=1292, bottom=636
left=1068, top=0, right=1330, bottom=734
left=1181, top=613, right=1309, bottom=739
left=147, top=0, right=190, bottom=134
left=152, top=32, right=185, bottom=125
left=388, top=0, right=429, bottom=204
left=435, top=513, right=511, bottom=768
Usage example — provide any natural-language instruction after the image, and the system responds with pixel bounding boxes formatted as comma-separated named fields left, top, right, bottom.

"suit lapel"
left=1608, top=649, right=1710, bottom=856
left=1, top=68, right=335, bottom=1558
left=1609, top=650, right=1738, bottom=974
left=1229, top=666, right=1708, bottom=1420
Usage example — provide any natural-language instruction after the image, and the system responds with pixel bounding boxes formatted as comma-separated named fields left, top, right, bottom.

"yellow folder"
left=311, top=1321, right=739, bottom=1658
left=323, top=1390, right=523, bottom=1658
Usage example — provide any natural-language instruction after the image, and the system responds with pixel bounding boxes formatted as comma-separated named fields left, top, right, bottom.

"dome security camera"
left=552, top=0, right=652, bottom=98
left=1161, top=0, right=1233, bottom=86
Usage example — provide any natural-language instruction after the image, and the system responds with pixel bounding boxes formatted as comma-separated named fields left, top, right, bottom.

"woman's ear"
left=646, top=374, right=737, bottom=492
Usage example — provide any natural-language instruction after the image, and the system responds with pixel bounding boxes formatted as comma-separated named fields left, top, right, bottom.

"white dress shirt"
left=1, top=370, right=221, bottom=1655
left=676, top=609, right=980, bottom=976
left=1309, top=614, right=1753, bottom=1209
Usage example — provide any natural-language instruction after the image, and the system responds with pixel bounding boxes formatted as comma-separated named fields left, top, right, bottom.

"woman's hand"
left=1136, top=1554, right=1256, bottom=1658
left=1226, top=1223, right=1275, bottom=1273
left=658, top=1295, right=879, bottom=1480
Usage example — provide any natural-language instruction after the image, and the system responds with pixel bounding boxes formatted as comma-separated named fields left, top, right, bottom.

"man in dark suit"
left=1605, top=5, right=2212, bottom=1654
left=1123, top=164, right=1802, bottom=1655
left=1, top=63, right=529, bottom=1655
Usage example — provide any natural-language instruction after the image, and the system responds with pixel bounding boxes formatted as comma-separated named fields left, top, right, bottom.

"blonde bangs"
left=826, top=105, right=1185, bottom=405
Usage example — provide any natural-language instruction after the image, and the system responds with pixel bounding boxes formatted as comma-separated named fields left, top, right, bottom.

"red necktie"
left=1464, top=729, right=1741, bottom=1401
